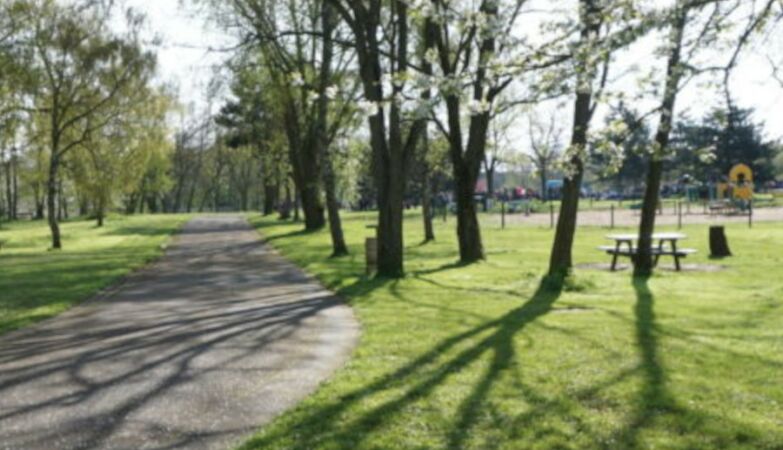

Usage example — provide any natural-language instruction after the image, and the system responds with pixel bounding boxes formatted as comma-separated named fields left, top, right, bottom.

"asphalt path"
left=0, top=216, right=359, bottom=450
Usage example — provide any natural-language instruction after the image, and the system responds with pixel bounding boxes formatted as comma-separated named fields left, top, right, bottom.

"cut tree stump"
left=709, top=226, right=732, bottom=258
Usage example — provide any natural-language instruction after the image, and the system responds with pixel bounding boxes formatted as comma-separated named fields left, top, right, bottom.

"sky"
left=123, top=0, right=782, bottom=142
left=122, top=0, right=236, bottom=118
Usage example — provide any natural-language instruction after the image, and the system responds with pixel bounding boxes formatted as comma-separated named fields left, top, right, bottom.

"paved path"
left=0, top=216, right=359, bottom=450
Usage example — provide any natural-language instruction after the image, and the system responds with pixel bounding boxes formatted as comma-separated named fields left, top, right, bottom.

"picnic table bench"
left=599, top=233, right=697, bottom=271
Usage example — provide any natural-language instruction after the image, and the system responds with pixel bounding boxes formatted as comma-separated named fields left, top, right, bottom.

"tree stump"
left=709, top=226, right=732, bottom=258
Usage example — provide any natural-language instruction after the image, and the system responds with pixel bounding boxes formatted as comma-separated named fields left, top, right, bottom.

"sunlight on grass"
left=0, top=215, right=187, bottom=335
left=245, top=212, right=783, bottom=450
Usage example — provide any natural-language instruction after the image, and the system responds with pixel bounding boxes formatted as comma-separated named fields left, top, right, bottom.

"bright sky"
left=124, top=0, right=782, bottom=140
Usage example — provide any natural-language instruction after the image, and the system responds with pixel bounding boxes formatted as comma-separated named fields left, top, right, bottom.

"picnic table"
left=599, top=232, right=697, bottom=271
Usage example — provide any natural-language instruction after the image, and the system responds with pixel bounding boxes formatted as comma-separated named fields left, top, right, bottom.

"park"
left=1, top=1, right=783, bottom=449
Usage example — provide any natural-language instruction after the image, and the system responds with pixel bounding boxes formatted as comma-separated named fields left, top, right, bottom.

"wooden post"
left=748, top=200, right=753, bottom=229
left=677, top=201, right=682, bottom=230
left=610, top=204, right=615, bottom=229
left=501, top=200, right=506, bottom=229
left=550, top=203, right=555, bottom=229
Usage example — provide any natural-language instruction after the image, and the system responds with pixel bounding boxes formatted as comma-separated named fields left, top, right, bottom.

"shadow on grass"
left=608, top=275, right=771, bottom=449
left=613, top=274, right=678, bottom=448
left=238, top=279, right=563, bottom=450
left=261, top=228, right=320, bottom=243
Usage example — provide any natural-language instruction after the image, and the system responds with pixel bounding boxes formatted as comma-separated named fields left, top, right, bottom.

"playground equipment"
left=717, top=163, right=754, bottom=201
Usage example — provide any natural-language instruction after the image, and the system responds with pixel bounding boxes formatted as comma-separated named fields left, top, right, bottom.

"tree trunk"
left=263, top=182, right=277, bottom=215
left=634, top=6, right=687, bottom=276
left=47, top=158, right=61, bottom=249
left=549, top=165, right=584, bottom=274
left=324, top=158, right=348, bottom=257
left=293, top=183, right=301, bottom=222
left=3, top=154, right=12, bottom=221
left=96, top=202, right=105, bottom=227
left=10, top=150, right=17, bottom=220
left=279, top=181, right=292, bottom=220
left=454, top=161, right=484, bottom=262
left=376, top=152, right=406, bottom=277
left=299, top=184, right=322, bottom=227
left=36, top=199, right=45, bottom=220
left=540, top=168, right=548, bottom=201
left=421, top=164, right=435, bottom=243
left=548, top=0, right=601, bottom=277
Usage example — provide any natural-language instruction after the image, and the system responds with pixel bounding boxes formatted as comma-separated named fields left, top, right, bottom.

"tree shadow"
left=410, top=260, right=471, bottom=276
left=261, top=228, right=319, bottom=243
left=239, top=279, right=563, bottom=449
left=612, top=274, right=678, bottom=448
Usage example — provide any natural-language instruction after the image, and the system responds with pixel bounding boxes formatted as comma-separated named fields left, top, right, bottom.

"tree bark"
left=455, top=164, right=483, bottom=261
left=634, top=6, right=687, bottom=276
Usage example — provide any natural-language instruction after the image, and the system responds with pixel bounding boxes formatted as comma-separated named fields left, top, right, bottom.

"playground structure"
left=722, top=164, right=754, bottom=200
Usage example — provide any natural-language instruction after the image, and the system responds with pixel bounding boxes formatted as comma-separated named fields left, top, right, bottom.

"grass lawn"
left=245, top=212, right=783, bottom=450
left=0, top=214, right=187, bottom=335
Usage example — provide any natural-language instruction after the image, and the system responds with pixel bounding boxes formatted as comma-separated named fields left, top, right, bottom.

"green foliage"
left=244, top=212, right=783, bottom=449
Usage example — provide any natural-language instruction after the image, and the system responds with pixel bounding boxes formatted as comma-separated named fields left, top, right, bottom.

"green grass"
left=0, top=214, right=187, bottom=335
left=243, top=211, right=783, bottom=450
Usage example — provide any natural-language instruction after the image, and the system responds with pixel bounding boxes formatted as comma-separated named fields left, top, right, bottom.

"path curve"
left=0, top=216, right=359, bottom=450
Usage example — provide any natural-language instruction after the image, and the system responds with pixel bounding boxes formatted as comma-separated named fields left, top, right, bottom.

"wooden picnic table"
left=600, top=232, right=696, bottom=271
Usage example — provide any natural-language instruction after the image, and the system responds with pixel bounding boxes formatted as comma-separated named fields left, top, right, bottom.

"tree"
left=423, top=0, right=560, bottom=263
left=21, top=1, right=154, bottom=247
left=548, top=0, right=606, bottom=277
left=325, top=0, right=427, bottom=277
left=634, top=0, right=778, bottom=275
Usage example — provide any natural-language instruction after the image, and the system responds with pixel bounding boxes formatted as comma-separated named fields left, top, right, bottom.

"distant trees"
left=671, top=108, right=779, bottom=184
left=528, top=113, right=563, bottom=201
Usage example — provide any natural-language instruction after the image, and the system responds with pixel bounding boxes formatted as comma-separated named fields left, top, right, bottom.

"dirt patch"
left=575, top=262, right=726, bottom=273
